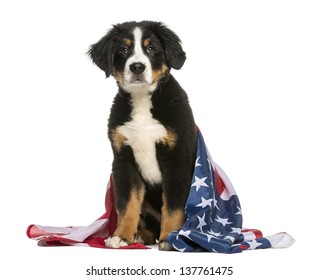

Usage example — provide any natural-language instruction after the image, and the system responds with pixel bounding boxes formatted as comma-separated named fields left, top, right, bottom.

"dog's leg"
left=106, top=187, right=145, bottom=248
left=105, top=164, right=145, bottom=248
left=158, top=163, right=193, bottom=251
left=159, top=198, right=184, bottom=251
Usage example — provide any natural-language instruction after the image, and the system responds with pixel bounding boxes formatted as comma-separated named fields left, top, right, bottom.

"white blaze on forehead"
left=131, top=27, right=148, bottom=63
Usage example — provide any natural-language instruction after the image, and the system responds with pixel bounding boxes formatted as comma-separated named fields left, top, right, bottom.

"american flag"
left=27, top=129, right=295, bottom=252
left=167, top=129, right=294, bottom=252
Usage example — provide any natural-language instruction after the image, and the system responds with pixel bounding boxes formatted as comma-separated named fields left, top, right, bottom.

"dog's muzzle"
left=129, top=63, right=147, bottom=83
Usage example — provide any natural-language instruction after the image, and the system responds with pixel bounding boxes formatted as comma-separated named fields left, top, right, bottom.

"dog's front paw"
left=105, top=236, right=129, bottom=248
left=159, top=239, right=173, bottom=251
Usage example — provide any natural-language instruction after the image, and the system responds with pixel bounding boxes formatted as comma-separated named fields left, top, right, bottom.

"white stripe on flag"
left=265, top=232, right=296, bottom=248
left=241, top=231, right=256, bottom=241
left=63, top=219, right=109, bottom=242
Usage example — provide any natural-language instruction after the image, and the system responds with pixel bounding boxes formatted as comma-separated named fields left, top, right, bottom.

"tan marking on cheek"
left=152, top=70, right=161, bottom=83
left=112, top=69, right=124, bottom=85
left=159, top=128, right=177, bottom=149
left=123, top=38, right=132, bottom=46
left=152, top=63, right=169, bottom=82
left=143, top=38, right=151, bottom=47
left=114, top=187, right=145, bottom=243
left=161, top=63, right=168, bottom=73
left=110, top=129, right=127, bottom=152
left=159, top=195, right=184, bottom=241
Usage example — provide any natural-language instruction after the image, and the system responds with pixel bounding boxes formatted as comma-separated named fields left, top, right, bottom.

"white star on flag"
left=172, top=244, right=186, bottom=252
left=246, top=239, right=263, bottom=250
left=195, top=156, right=202, bottom=167
left=196, top=213, right=207, bottom=232
left=202, top=232, right=213, bottom=242
left=231, top=227, right=241, bottom=234
left=235, top=206, right=242, bottom=215
left=212, top=189, right=219, bottom=210
left=177, top=229, right=192, bottom=240
left=224, top=235, right=235, bottom=242
left=207, top=229, right=222, bottom=237
left=191, top=176, right=209, bottom=191
left=196, top=197, right=213, bottom=209
left=215, top=215, right=233, bottom=227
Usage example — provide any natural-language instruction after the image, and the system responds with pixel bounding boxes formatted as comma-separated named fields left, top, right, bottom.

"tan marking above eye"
left=143, top=38, right=151, bottom=47
left=123, top=38, right=132, bottom=46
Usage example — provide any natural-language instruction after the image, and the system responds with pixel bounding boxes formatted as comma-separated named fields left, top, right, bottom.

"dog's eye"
left=146, top=46, right=155, bottom=55
left=120, top=46, right=129, bottom=54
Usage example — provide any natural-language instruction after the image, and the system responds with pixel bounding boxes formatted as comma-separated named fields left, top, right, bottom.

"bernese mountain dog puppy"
left=88, top=21, right=197, bottom=250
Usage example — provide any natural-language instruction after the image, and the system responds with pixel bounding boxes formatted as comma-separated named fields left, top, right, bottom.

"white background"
left=1, top=0, right=317, bottom=279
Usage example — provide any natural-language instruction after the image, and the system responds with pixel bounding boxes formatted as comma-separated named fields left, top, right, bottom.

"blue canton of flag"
left=167, top=129, right=295, bottom=253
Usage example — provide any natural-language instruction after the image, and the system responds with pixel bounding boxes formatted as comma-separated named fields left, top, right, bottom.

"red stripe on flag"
left=242, top=228, right=263, bottom=239
left=26, top=224, right=49, bottom=239
left=214, top=168, right=226, bottom=196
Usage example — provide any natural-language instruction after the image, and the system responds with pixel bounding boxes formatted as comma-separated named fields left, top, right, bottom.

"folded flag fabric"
left=27, top=129, right=295, bottom=252
left=167, top=130, right=294, bottom=252
left=27, top=176, right=147, bottom=249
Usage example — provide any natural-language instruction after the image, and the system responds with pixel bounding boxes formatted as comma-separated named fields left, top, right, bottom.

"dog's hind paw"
left=159, top=239, right=173, bottom=251
left=105, top=236, right=129, bottom=248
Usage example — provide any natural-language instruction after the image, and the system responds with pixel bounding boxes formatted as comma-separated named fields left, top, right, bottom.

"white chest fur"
left=117, top=92, right=167, bottom=184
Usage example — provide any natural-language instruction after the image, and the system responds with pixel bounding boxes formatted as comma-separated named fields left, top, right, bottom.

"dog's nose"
left=129, top=63, right=146, bottom=74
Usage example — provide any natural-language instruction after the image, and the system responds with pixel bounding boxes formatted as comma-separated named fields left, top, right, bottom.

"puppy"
left=88, top=21, right=196, bottom=250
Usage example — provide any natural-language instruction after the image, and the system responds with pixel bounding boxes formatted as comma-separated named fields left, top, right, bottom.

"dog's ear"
left=152, top=22, right=186, bottom=70
left=88, top=27, right=118, bottom=78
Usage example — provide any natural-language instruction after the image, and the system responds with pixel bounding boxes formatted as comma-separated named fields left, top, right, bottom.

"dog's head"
left=88, top=21, right=186, bottom=93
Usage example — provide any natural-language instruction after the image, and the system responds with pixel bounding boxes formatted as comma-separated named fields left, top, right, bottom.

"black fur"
left=88, top=21, right=196, bottom=249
